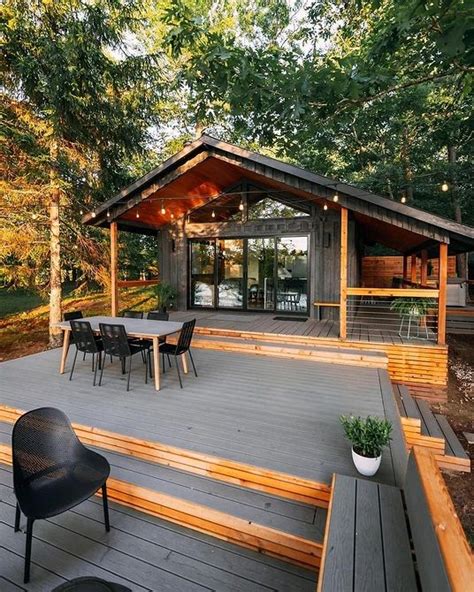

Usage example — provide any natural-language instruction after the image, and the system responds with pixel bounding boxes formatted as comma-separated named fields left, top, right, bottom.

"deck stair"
left=0, top=419, right=326, bottom=571
left=393, top=384, right=470, bottom=472
left=191, top=332, right=388, bottom=369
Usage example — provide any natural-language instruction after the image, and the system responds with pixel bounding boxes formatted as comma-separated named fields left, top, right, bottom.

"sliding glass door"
left=189, top=236, right=309, bottom=313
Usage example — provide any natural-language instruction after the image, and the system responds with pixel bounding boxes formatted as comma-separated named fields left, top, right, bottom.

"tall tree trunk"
left=49, top=143, right=62, bottom=347
left=448, top=145, right=467, bottom=278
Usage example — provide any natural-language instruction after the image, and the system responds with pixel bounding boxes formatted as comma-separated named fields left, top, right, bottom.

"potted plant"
left=154, top=282, right=177, bottom=313
left=340, top=415, right=392, bottom=476
left=390, top=296, right=435, bottom=319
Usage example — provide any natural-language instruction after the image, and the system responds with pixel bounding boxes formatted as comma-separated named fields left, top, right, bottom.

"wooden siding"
left=361, top=255, right=457, bottom=288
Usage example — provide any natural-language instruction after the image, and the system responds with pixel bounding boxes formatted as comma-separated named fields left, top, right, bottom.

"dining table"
left=56, top=316, right=184, bottom=391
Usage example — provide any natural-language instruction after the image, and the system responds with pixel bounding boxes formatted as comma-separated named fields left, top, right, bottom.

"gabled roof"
left=84, top=134, right=474, bottom=254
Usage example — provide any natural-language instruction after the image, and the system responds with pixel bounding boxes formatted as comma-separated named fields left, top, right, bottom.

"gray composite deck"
left=0, top=346, right=406, bottom=590
left=167, top=309, right=438, bottom=345
left=0, top=347, right=402, bottom=485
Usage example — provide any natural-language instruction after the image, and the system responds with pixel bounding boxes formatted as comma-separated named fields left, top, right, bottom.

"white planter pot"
left=352, top=449, right=381, bottom=477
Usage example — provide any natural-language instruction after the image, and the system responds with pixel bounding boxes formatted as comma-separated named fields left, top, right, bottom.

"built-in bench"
left=317, top=447, right=473, bottom=592
left=393, top=383, right=470, bottom=472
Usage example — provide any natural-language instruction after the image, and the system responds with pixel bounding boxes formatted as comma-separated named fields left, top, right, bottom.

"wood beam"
left=410, top=255, right=417, bottom=284
left=438, top=243, right=448, bottom=345
left=340, top=208, right=348, bottom=340
left=420, top=250, right=428, bottom=285
left=110, top=221, right=119, bottom=316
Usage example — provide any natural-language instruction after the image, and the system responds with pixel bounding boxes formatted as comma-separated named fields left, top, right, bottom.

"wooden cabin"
left=84, top=135, right=474, bottom=389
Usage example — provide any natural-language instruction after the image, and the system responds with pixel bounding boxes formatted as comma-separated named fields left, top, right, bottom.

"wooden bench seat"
left=317, top=474, right=417, bottom=591
left=393, top=384, right=470, bottom=472
left=318, top=447, right=474, bottom=591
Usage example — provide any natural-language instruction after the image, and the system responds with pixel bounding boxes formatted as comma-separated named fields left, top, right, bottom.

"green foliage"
left=390, top=297, right=436, bottom=317
left=154, top=281, right=177, bottom=311
left=340, top=415, right=392, bottom=458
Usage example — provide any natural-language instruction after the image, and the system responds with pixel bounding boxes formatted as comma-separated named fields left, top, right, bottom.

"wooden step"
left=0, top=405, right=331, bottom=507
left=0, top=439, right=324, bottom=570
left=191, top=335, right=388, bottom=369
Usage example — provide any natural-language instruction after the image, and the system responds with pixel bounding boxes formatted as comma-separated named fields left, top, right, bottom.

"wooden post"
left=110, top=221, right=119, bottom=316
left=402, top=256, right=408, bottom=282
left=438, top=242, right=448, bottom=345
left=339, top=208, right=348, bottom=340
left=410, top=255, right=417, bottom=284
left=420, top=250, right=428, bottom=285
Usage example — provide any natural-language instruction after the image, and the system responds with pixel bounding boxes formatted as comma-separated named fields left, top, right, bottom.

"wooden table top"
left=57, top=316, right=183, bottom=338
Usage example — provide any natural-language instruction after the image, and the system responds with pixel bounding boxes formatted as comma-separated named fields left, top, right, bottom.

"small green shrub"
left=154, top=282, right=177, bottom=311
left=390, top=297, right=435, bottom=317
left=340, top=415, right=392, bottom=458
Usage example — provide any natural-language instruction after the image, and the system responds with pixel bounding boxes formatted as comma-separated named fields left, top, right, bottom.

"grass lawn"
left=0, top=286, right=156, bottom=362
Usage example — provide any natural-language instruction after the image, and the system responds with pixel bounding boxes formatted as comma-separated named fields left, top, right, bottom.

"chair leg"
left=144, top=351, right=148, bottom=384
left=98, top=354, right=106, bottom=386
left=126, top=356, right=132, bottom=391
left=121, top=357, right=126, bottom=375
left=102, top=484, right=110, bottom=532
left=188, top=349, right=198, bottom=377
left=14, top=503, right=20, bottom=532
left=83, top=351, right=86, bottom=361
left=167, top=354, right=172, bottom=368
left=148, top=350, right=153, bottom=379
left=69, top=349, right=78, bottom=381
left=175, top=355, right=183, bottom=388
left=24, top=517, right=34, bottom=584
left=93, top=352, right=100, bottom=386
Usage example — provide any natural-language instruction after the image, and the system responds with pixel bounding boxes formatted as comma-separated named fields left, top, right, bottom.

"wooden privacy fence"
left=362, top=256, right=456, bottom=288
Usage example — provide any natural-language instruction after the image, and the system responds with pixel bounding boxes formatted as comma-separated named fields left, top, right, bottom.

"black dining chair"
left=99, top=323, right=150, bottom=391
left=122, top=310, right=143, bottom=319
left=12, top=408, right=110, bottom=584
left=147, top=311, right=169, bottom=321
left=159, top=319, right=197, bottom=388
left=64, top=311, right=84, bottom=354
left=69, top=320, right=104, bottom=386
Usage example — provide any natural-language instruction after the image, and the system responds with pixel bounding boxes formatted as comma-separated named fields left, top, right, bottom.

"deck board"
left=0, top=348, right=399, bottom=486
left=0, top=467, right=316, bottom=591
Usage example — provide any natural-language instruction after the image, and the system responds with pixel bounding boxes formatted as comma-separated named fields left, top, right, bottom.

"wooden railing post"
left=340, top=208, right=348, bottom=340
left=420, top=249, right=428, bottom=285
left=438, top=242, right=448, bottom=345
left=110, top=221, right=119, bottom=317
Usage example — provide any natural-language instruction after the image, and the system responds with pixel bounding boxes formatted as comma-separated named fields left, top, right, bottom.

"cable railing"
left=345, top=288, right=440, bottom=343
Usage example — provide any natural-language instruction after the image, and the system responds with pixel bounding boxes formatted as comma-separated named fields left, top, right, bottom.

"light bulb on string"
left=136, top=210, right=140, bottom=219
left=211, top=210, right=216, bottom=218
left=333, top=193, right=339, bottom=202
left=239, top=201, right=244, bottom=211
left=401, top=196, right=407, bottom=204
left=170, top=212, right=174, bottom=219
left=79, top=208, right=83, bottom=216
left=160, top=201, right=166, bottom=215
left=91, top=211, right=96, bottom=218
left=323, top=203, right=328, bottom=211
left=441, top=181, right=449, bottom=192
left=32, top=213, right=38, bottom=220
left=107, top=210, right=110, bottom=218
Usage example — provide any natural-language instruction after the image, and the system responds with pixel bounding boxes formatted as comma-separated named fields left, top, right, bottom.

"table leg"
left=152, top=337, right=160, bottom=391
left=182, top=352, right=189, bottom=374
left=59, top=330, right=70, bottom=374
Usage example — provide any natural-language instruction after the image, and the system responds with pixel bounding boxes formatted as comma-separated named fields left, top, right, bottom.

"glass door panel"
left=247, top=238, right=275, bottom=310
left=190, top=240, right=215, bottom=307
left=217, top=239, right=244, bottom=308
left=276, top=237, right=308, bottom=313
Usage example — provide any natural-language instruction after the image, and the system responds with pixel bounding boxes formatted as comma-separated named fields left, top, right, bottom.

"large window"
left=189, top=236, right=309, bottom=313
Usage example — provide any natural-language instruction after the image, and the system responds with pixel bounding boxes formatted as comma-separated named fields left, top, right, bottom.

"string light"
left=333, top=193, right=339, bottom=202
left=136, top=210, right=140, bottom=219
left=401, top=196, right=407, bottom=204
left=107, top=210, right=110, bottom=218
left=170, top=212, right=174, bottom=219
left=160, top=200, right=166, bottom=215
left=32, top=213, right=38, bottom=220
left=441, top=181, right=449, bottom=192
left=91, top=211, right=96, bottom=218
left=211, top=210, right=216, bottom=218
left=79, top=208, right=83, bottom=215
left=239, top=201, right=244, bottom=211
left=323, top=203, right=328, bottom=211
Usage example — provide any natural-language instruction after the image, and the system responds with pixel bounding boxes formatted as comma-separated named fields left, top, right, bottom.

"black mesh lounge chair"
left=69, top=320, right=104, bottom=385
left=12, top=408, right=110, bottom=584
left=52, top=577, right=131, bottom=591
left=122, top=310, right=143, bottom=319
left=99, top=323, right=150, bottom=391
left=159, top=319, right=197, bottom=388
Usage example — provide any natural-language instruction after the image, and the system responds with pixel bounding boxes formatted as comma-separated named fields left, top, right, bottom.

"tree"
left=1, top=0, right=161, bottom=344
